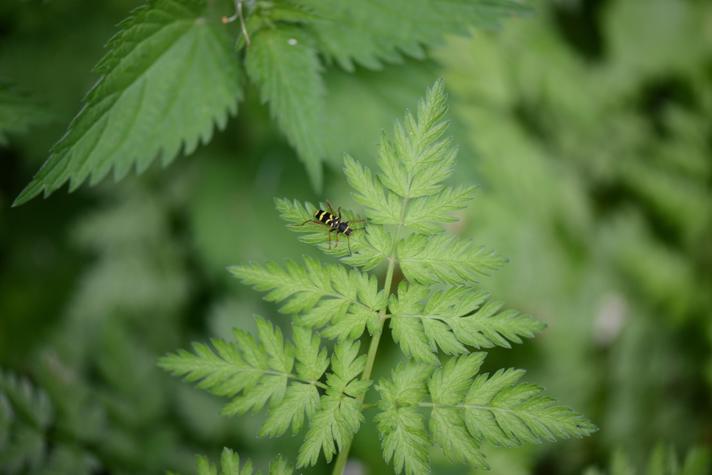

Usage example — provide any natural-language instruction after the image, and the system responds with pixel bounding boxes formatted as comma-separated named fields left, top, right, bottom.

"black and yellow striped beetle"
left=301, top=202, right=361, bottom=254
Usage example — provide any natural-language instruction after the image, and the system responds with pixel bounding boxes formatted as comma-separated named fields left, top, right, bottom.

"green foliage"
left=0, top=370, right=97, bottom=475
left=230, top=258, right=383, bottom=340
left=296, top=0, right=524, bottom=71
left=584, top=445, right=710, bottom=475
left=245, top=27, right=325, bottom=187
left=14, top=0, right=241, bottom=206
left=14, top=0, right=521, bottom=204
left=192, top=448, right=292, bottom=475
left=388, top=284, right=545, bottom=363
left=0, top=82, right=50, bottom=145
left=163, top=82, right=594, bottom=473
left=438, top=0, right=712, bottom=465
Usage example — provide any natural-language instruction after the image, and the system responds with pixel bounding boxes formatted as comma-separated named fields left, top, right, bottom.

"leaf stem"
left=331, top=257, right=396, bottom=475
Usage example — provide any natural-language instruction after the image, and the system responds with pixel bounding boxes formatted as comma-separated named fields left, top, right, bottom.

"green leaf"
left=14, top=0, right=241, bottom=206
left=375, top=364, right=433, bottom=475
left=389, top=283, right=545, bottom=360
left=461, top=367, right=598, bottom=447
left=397, top=234, right=505, bottom=285
left=274, top=198, right=389, bottom=268
left=229, top=258, right=382, bottom=339
left=0, top=371, right=53, bottom=431
left=298, top=341, right=367, bottom=467
left=268, top=456, right=294, bottom=475
left=343, top=155, right=402, bottom=225
left=0, top=82, right=51, bottom=145
left=428, top=355, right=489, bottom=468
left=246, top=27, right=325, bottom=189
left=680, top=447, right=711, bottom=475
left=610, top=450, right=635, bottom=475
left=342, top=80, right=473, bottom=234
left=195, top=448, right=293, bottom=475
left=0, top=394, right=10, bottom=449
left=261, top=382, right=320, bottom=437
left=0, top=371, right=55, bottom=472
left=403, top=185, right=476, bottom=233
left=292, top=326, right=329, bottom=381
left=159, top=318, right=296, bottom=416
left=377, top=79, right=455, bottom=200
left=298, top=0, right=524, bottom=71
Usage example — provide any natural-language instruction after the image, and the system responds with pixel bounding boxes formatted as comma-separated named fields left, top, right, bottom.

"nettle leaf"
left=298, top=341, right=368, bottom=468
left=14, top=0, right=241, bottom=206
left=229, top=257, right=383, bottom=339
left=389, top=283, right=545, bottom=361
left=246, top=27, right=326, bottom=189
left=298, top=0, right=524, bottom=71
left=194, top=448, right=293, bottom=475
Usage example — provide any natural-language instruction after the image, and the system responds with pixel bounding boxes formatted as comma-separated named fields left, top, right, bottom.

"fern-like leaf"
left=274, top=198, right=391, bottom=269
left=0, top=371, right=54, bottom=473
left=376, top=354, right=596, bottom=473
left=389, top=283, right=545, bottom=361
left=298, top=341, right=368, bottom=468
left=229, top=258, right=383, bottom=340
left=375, top=364, right=432, bottom=475
left=160, top=318, right=294, bottom=416
left=14, top=0, right=241, bottom=206
left=397, top=234, right=505, bottom=285
left=195, top=448, right=293, bottom=475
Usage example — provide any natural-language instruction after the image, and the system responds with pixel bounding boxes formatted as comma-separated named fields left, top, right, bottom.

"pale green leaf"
left=297, top=394, right=362, bottom=467
left=404, top=185, right=476, bottom=233
left=462, top=368, right=598, bottom=447
left=293, top=326, right=329, bottom=381
left=377, top=79, right=455, bottom=199
left=261, top=382, right=320, bottom=437
left=159, top=319, right=297, bottom=416
left=274, top=198, right=388, bottom=268
left=194, top=448, right=292, bottom=475
left=398, top=234, right=505, bottom=285
left=14, top=0, right=241, bottom=205
left=229, top=258, right=381, bottom=338
left=376, top=364, right=433, bottom=475
left=389, top=284, right=545, bottom=360
left=343, top=155, right=402, bottom=224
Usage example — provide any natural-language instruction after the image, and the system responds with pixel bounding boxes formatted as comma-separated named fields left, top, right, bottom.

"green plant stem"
left=331, top=257, right=396, bottom=475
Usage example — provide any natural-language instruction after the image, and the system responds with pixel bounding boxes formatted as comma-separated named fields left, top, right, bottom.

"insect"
left=301, top=202, right=361, bottom=254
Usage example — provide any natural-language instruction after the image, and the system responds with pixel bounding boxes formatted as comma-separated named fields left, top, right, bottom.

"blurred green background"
left=1, top=0, right=711, bottom=473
